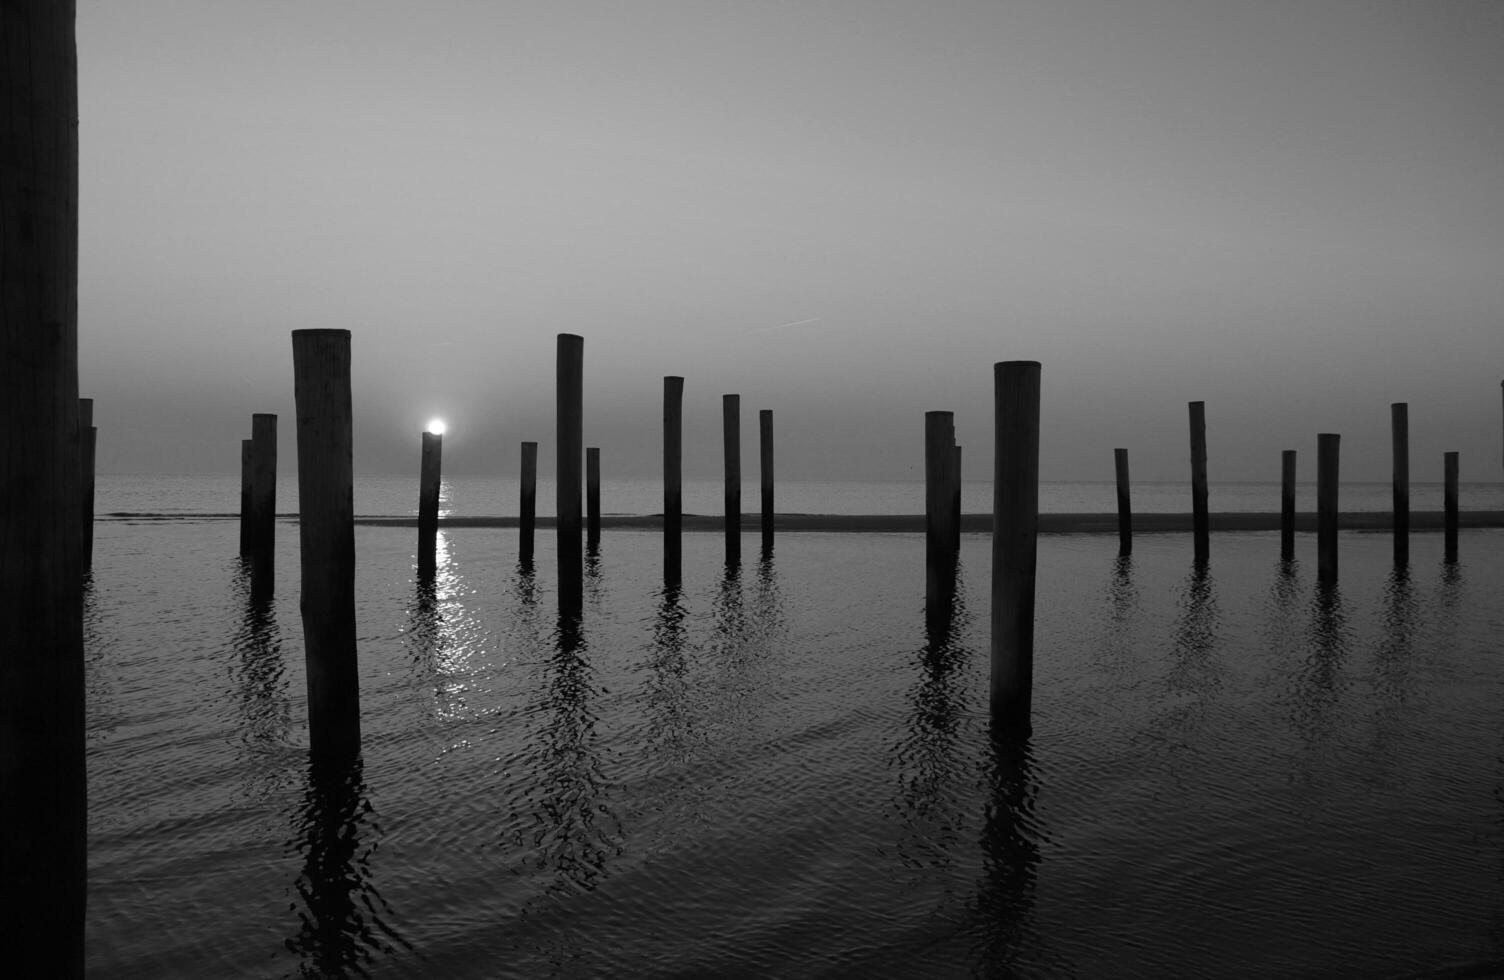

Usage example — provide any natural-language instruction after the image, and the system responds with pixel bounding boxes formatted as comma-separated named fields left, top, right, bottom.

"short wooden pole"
left=1444, top=451, right=1459, bottom=563
left=557, top=334, right=584, bottom=609
left=586, top=446, right=601, bottom=547
left=1189, top=401, right=1209, bottom=562
left=250, top=412, right=278, bottom=585
left=925, top=411, right=958, bottom=608
left=1317, top=433, right=1340, bottom=584
left=991, top=362, right=1041, bottom=734
left=239, top=438, right=253, bottom=557
left=291, top=329, right=361, bottom=763
left=1114, top=447, right=1132, bottom=557
left=1280, top=450, right=1297, bottom=562
left=724, top=393, right=741, bottom=563
left=759, top=409, right=774, bottom=544
left=1391, top=402, right=1409, bottom=565
left=519, top=441, right=537, bottom=563
left=79, top=398, right=94, bottom=574
left=417, top=430, right=441, bottom=575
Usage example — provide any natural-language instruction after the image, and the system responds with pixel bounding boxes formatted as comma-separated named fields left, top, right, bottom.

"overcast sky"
left=77, top=0, right=1503, bottom=484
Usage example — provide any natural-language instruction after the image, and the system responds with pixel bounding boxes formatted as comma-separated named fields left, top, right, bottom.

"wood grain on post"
left=240, top=438, right=253, bottom=557
left=1391, top=402, right=1409, bottom=565
left=1317, top=433, right=1340, bottom=583
left=79, top=398, right=94, bottom=574
left=723, top=394, right=741, bottom=562
left=991, top=362, right=1041, bottom=734
left=519, top=441, right=537, bottom=562
left=1, top=2, right=85, bottom=965
left=759, top=410, right=774, bottom=544
left=1280, top=450, right=1297, bottom=562
left=417, top=430, right=441, bottom=575
left=1114, top=448, right=1132, bottom=557
left=1444, top=451, right=1459, bottom=563
left=291, top=329, right=361, bottom=763
left=587, top=446, right=601, bottom=546
left=1189, top=401, right=1209, bottom=562
left=557, top=334, right=584, bottom=608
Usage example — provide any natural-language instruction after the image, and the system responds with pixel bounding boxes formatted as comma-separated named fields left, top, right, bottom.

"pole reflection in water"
left=891, top=557, right=973, bottom=874
left=230, top=561, right=292, bottom=794
left=1154, top=560, right=1224, bottom=746
left=1288, top=579, right=1351, bottom=759
left=644, top=575, right=698, bottom=768
left=1370, top=566, right=1419, bottom=774
left=402, top=530, right=479, bottom=722
left=1094, top=555, right=1141, bottom=678
left=971, top=735, right=1058, bottom=977
left=285, top=756, right=408, bottom=977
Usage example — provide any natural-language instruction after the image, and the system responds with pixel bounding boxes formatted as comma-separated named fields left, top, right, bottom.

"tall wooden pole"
left=557, top=334, right=584, bottom=610
left=1444, top=451, right=1459, bottom=564
left=724, top=394, right=741, bottom=563
left=519, top=441, right=537, bottom=564
left=78, top=398, right=94, bottom=574
left=1189, top=401, right=1209, bottom=563
left=1391, top=402, right=1409, bottom=565
left=291, top=329, right=361, bottom=763
left=663, top=377, right=683, bottom=553
left=586, top=446, right=601, bottom=548
left=239, top=438, right=253, bottom=557
left=991, top=362, right=1041, bottom=734
left=1280, top=450, right=1297, bottom=562
left=759, top=409, right=774, bottom=546
left=1317, top=433, right=1340, bottom=584
left=1, top=2, right=85, bottom=968
left=417, top=430, right=441, bottom=576
left=925, top=411, right=957, bottom=611
left=1114, top=447, right=1132, bottom=557
left=250, top=412, right=277, bottom=588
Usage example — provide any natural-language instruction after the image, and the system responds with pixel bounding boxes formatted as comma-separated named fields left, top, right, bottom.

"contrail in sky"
left=751, top=317, right=822, bottom=333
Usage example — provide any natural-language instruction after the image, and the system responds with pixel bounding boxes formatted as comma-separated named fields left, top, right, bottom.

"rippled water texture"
left=85, top=523, right=1504, bottom=978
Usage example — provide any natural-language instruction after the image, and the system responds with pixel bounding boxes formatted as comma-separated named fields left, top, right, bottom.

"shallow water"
left=85, top=521, right=1504, bottom=978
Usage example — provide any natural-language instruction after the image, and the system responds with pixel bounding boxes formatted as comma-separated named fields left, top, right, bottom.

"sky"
left=76, top=0, right=1504, bottom=485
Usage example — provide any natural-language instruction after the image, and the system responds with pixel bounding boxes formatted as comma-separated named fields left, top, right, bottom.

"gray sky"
left=78, top=0, right=1503, bottom=483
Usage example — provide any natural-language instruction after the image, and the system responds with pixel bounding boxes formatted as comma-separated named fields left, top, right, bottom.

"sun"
left=426, top=418, right=447, bottom=436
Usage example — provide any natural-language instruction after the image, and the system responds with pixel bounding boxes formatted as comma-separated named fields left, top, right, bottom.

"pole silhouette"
left=1391, top=402, right=1408, bottom=565
left=759, top=409, right=774, bottom=547
left=1189, top=401, right=1208, bottom=562
left=557, top=334, right=584, bottom=610
left=586, top=446, right=601, bottom=549
left=1114, top=447, right=1131, bottom=557
left=723, top=394, right=741, bottom=564
left=1444, top=451, right=1459, bottom=564
left=1280, top=450, right=1296, bottom=562
left=1317, top=433, right=1340, bottom=584
left=519, top=441, right=537, bottom=564
left=991, top=362, right=1041, bottom=734
left=417, top=430, right=441, bottom=576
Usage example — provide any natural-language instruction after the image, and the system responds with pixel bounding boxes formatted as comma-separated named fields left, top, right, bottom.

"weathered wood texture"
left=0, top=2, right=85, bottom=970
left=1317, top=433, right=1340, bottom=583
left=291, top=329, right=362, bottom=762
left=991, top=362, right=1041, bottom=735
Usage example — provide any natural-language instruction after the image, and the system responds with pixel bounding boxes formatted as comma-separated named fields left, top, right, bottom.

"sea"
left=85, top=476, right=1504, bottom=978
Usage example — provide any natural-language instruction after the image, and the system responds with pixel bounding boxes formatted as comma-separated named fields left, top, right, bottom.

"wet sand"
left=350, top=511, right=1504, bottom=533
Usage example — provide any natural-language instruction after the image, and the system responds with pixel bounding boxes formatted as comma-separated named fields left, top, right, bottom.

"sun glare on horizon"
left=426, top=418, right=446, bottom=436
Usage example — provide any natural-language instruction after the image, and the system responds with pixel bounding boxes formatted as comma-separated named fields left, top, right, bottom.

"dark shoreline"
left=103, top=511, right=1504, bottom=533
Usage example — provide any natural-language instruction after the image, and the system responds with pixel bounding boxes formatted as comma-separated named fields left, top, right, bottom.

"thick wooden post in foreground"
left=759, top=410, right=774, bottom=545
left=557, top=334, right=584, bottom=609
left=1114, top=448, right=1132, bottom=557
left=1189, top=401, right=1209, bottom=562
left=291, top=329, right=361, bottom=762
left=79, top=398, right=95, bottom=574
left=1317, top=433, right=1340, bottom=584
left=1280, top=450, right=1297, bottom=562
left=250, top=413, right=277, bottom=568
left=519, top=441, right=537, bottom=563
left=239, top=438, right=253, bottom=557
left=1444, top=451, right=1459, bottom=563
left=1391, top=402, right=1409, bottom=565
left=992, top=361, right=1041, bottom=734
left=1, top=1, right=85, bottom=967
left=586, top=447, right=601, bottom=547
left=925, top=411, right=958, bottom=609
left=417, top=430, right=442, bottom=575
left=724, top=394, right=741, bottom=563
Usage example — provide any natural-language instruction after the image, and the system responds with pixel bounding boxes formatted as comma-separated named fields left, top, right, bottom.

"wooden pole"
left=1317, top=433, right=1340, bottom=584
left=557, top=334, right=584, bottom=610
left=78, top=398, right=94, bottom=574
left=519, top=441, right=537, bottom=563
left=925, top=411, right=957, bottom=609
left=250, top=412, right=277, bottom=582
left=1114, top=447, right=1132, bottom=557
left=992, top=362, right=1041, bottom=734
left=1391, top=402, right=1409, bottom=565
left=1189, top=401, right=1209, bottom=562
left=291, top=329, right=361, bottom=764
left=664, top=376, right=683, bottom=540
left=417, top=430, right=441, bottom=575
left=724, top=393, right=741, bottom=563
left=1, top=1, right=85, bottom=966
left=586, top=446, right=601, bottom=547
left=759, top=409, right=774, bottom=545
left=239, top=438, right=253, bottom=557
left=1444, top=451, right=1459, bottom=563
left=950, top=444, right=962, bottom=551
left=1280, top=450, right=1297, bottom=562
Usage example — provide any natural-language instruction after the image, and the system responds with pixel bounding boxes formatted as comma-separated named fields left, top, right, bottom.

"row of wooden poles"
left=268, top=331, right=1042, bottom=761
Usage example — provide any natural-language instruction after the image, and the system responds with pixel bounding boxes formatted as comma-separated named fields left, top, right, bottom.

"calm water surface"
left=85, top=519, right=1504, bottom=978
